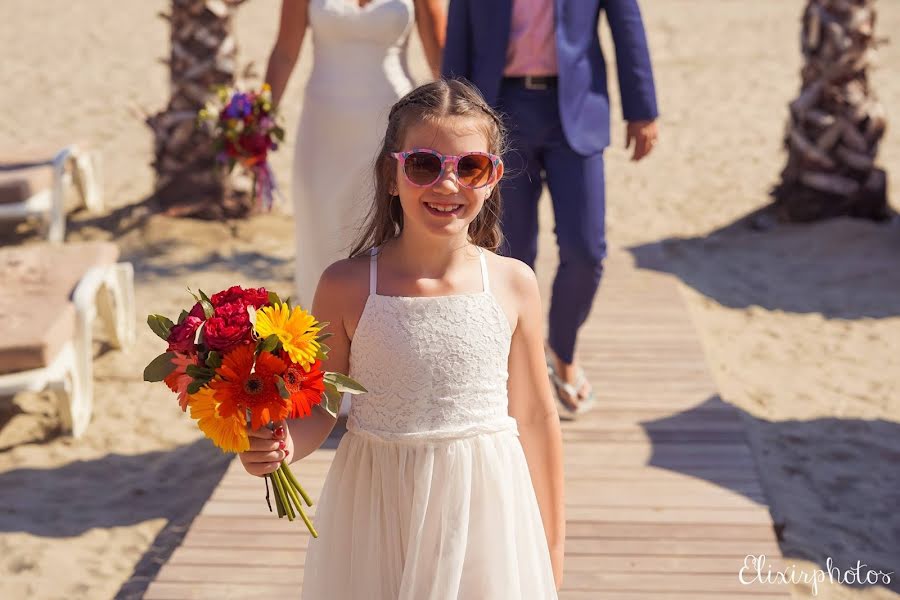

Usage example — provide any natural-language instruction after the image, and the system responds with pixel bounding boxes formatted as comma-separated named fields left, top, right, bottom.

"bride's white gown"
left=292, top=0, right=415, bottom=307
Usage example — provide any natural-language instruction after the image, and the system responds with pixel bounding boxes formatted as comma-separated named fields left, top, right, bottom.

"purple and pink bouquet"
left=199, top=85, right=285, bottom=211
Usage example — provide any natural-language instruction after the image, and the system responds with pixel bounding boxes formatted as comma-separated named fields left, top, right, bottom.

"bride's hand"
left=239, top=420, right=293, bottom=477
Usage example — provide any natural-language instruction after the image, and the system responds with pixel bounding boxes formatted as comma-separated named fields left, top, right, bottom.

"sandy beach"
left=1, top=1, right=898, bottom=598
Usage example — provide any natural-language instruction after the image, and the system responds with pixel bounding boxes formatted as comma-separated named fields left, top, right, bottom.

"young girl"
left=240, top=79, right=565, bottom=598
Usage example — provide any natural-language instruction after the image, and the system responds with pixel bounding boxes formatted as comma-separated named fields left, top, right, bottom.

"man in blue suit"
left=442, top=0, right=659, bottom=418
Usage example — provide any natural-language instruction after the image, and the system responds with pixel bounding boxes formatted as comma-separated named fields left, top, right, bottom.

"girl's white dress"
left=292, top=0, right=415, bottom=307
left=301, top=247, right=559, bottom=599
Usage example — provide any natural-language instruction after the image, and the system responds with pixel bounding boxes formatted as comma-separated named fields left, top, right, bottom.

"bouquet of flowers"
left=143, top=285, right=365, bottom=537
left=198, top=85, right=284, bottom=211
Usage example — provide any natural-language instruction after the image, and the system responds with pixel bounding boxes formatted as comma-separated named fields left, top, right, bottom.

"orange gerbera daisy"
left=211, top=344, right=290, bottom=431
left=188, top=386, right=249, bottom=452
left=282, top=358, right=326, bottom=418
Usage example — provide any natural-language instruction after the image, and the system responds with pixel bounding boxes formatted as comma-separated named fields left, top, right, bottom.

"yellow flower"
left=188, top=387, right=250, bottom=453
left=255, top=303, right=322, bottom=368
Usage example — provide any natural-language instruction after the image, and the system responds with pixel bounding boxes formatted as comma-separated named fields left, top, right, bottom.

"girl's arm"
left=506, top=261, right=566, bottom=590
left=284, top=260, right=356, bottom=461
left=265, top=0, right=309, bottom=107
left=240, top=261, right=351, bottom=475
left=413, top=0, right=446, bottom=79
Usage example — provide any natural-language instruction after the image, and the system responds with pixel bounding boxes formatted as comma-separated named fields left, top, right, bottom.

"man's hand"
left=626, top=120, right=659, bottom=162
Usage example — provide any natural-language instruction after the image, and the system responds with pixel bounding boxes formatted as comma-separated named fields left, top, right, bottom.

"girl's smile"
left=424, top=201, right=464, bottom=216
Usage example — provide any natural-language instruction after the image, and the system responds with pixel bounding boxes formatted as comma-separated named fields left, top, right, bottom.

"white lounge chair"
left=0, top=145, right=103, bottom=242
left=0, top=242, right=135, bottom=437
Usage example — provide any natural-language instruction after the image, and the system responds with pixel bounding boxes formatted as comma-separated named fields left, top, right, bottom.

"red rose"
left=166, top=316, right=203, bottom=354
left=204, top=302, right=253, bottom=352
left=210, top=286, right=269, bottom=310
left=239, top=133, right=270, bottom=158
left=188, top=302, right=206, bottom=319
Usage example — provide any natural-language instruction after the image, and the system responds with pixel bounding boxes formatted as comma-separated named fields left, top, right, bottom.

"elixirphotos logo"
left=740, top=555, right=894, bottom=596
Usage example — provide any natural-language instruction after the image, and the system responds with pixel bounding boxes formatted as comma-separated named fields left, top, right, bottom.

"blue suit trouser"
left=497, top=81, right=607, bottom=365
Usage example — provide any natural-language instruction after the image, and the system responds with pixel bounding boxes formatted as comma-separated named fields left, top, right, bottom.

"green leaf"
left=206, top=351, right=222, bottom=369
left=324, top=372, right=367, bottom=395
left=143, top=352, right=176, bottom=382
left=177, top=310, right=189, bottom=325
left=186, top=364, right=216, bottom=378
left=267, top=291, right=282, bottom=306
left=258, top=334, right=280, bottom=354
left=275, top=376, right=290, bottom=400
left=315, top=332, right=334, bottom=343
left=199, top=295, right=214, bottom=318
left=186, top=379, right=205, bottom=395
left=188, top=288, right=214, bottom=318
left=322, top=387, right=343, bottom=418
left=147, top=314, right=174, bottom=341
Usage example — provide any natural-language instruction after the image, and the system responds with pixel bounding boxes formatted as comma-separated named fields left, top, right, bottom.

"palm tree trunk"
left=774, top=0, right=888, bottom=222
left=147, top=0, right=250, bottom=219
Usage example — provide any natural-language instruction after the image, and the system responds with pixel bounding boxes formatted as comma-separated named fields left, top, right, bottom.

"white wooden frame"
left=0, top=145, right=104, bottom=242
left=0, top=262, right=135, bottom=437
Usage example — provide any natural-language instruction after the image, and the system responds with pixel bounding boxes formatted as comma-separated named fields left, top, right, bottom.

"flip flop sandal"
left=571, top=367, right=597, bottom=415
left=547, top=366, right=580, bottom=421
left=545, top=345, right=596, bottom=419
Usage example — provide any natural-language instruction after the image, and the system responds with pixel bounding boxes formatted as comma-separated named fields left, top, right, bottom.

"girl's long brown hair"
left=349, top=78, right=508, bottom=258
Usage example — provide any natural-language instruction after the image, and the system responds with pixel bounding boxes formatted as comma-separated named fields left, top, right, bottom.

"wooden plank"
left=161, top=547, right=782, bottom=576
left=559, top=593, right=790, bottom=600
left=144, top=581, right=297, bottom=600
left=144, top=249, right=788, bottom=598
left=565, top=521, right=780, bottom=541
left=561, top=571, right=783, bottom=593
left=178, top=531, right=781, bottom=558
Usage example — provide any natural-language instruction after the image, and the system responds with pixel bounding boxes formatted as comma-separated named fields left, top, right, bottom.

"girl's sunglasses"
left=391, top=148, right=502, bottom=189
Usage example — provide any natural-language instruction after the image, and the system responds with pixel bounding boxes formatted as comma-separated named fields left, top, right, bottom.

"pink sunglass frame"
left=390, top=148, right=503, bottom=189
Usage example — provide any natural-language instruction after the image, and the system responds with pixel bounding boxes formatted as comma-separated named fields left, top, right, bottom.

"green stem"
left=282, top=461, right=314, bottom=507
left=270, top=469, right=293, bottom=521
left=295, top=502, right=318, bottom=539
left=280, top=464, right=318, bottom=538
left=276, top=469, right=297, bottom=521
left=267, top=474, right=285, bottom=518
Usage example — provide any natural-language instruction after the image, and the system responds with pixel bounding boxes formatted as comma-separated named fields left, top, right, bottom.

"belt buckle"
left=523, top=75, right=548, bottom=90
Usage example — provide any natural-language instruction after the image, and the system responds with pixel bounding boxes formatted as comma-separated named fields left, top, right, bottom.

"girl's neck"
left=385, top=233, right=477, bottom=279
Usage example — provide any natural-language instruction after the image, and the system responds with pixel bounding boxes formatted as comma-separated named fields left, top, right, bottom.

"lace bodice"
left=306, top=0, right=414, bottom=103
left=347, top=247, right=517, bottom=441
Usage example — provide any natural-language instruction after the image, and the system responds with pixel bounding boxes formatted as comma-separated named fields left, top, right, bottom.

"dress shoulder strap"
left=478, top=247, right=490, bottom=293
left=369, top=247, right=378, bottom=296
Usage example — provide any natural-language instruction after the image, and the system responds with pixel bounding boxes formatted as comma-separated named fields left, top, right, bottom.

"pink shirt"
left=504, top=0, right=558, bottom=77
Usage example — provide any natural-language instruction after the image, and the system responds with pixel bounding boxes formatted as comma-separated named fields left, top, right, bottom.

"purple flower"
left=224, top=93, right=252, bottom=119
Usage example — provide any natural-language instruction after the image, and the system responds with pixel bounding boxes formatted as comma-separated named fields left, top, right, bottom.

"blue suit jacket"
left=442, top=0, right=659, bottom=156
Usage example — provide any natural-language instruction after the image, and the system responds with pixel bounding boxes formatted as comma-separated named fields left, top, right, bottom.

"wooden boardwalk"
left=144, top=250, right=789, bottom=599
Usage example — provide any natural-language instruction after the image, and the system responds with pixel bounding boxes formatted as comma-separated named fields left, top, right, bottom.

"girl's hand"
left=239, top=420, right=294, bottom=477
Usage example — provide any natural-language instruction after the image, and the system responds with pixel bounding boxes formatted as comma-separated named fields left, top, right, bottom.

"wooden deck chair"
left=0, top=242, right=135, bottom=437
left=0, top=145, right=103, bottom=242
